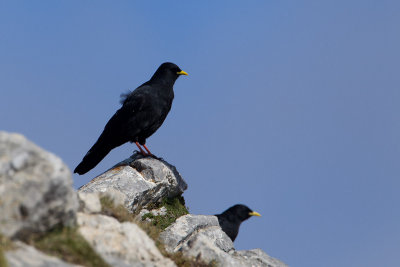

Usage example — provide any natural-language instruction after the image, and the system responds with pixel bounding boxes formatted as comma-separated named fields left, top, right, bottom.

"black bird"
left=216, top=204, right=261, bottom=242
left=74, top=62, right=188, bottom=175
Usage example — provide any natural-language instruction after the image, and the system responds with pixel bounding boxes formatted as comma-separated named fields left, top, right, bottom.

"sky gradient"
left=1, top=1, right=399, bottom=266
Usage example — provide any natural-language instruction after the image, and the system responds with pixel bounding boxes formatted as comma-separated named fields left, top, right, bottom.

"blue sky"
left=1, top=1, right=399, bottom=266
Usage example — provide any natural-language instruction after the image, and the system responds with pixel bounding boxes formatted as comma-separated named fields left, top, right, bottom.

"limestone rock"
left=234, top=249, right=288, bottom=267
left=79, top=154, right=187, bottom=212
left=148, top=206, right=167, bottom=216
left=182, top=234, right=288, bottom=267
left=159, top=214, right=288, bottom=267
left=138, top=207, right=168, bottom=222
left=159, top=214, right=233, bottom=253
left=99, top=188, right=127, bottom=207
left=77, top=212, right=176, bottom=267
left=0, top=131, right=79, bottom=239
left=78, top=192, right=101, bottom=214
left=5, top=241, right=82, bottom=267
left=181, top=234, right=238, bottom=266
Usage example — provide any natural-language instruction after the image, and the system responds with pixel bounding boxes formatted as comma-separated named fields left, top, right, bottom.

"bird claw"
left=132, top=150, right=146, bottom=158
left=149, top=154, right=162, bottom=160
left=132, top=150, right=162, bottom=160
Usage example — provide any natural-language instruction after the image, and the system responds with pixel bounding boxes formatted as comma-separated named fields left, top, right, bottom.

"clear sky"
left=1, top=1, right=399, bottom=266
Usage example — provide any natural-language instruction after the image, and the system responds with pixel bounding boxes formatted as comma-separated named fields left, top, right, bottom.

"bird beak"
left=249, top=211, right=261, bottom=217
left=177, top=70, right=188, bottom=76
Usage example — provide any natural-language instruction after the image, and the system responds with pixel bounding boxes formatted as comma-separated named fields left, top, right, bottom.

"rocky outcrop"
left=0, top=131, right=79, bottom=239
left=79, top=154, right=187, bottom=212
left=160, top=214, right=288, bottom=267
left=77, top=212, right=175, bottom=267
left=0, top=131, right=287, bottom=267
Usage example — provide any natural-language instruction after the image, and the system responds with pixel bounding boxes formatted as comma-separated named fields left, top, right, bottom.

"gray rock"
left=0, top=131, right=79, bottom=239
left=160, top=214, right=288, bottom=267
left=234, top=249, right=288, bottom=267
left=77, top=212, right=176, bottom=267
left=149, top=206, right=167, bottom=216
left=99, top=188, right=127, bottom=207
left=183, top=235, right=288, bottom=267
left=79, top=154, right=187, bottom=212
left=137, top=208, right=151, bottom=219
left=78, top=192, right=101, bottom=214
left=137, top=207, right=168, bottom=223
left=181, top=234, right=238, bottom=266
left=159, top=214, right=234, bottom=253
left=5, top=241, right=82, bottom=267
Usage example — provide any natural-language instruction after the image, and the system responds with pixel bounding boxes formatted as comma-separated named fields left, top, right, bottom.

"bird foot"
left=148, top=154, right=163, bottom=160
left=132, top=150, right=161, bottom=160
left=132, top=150, right=146, bottom=158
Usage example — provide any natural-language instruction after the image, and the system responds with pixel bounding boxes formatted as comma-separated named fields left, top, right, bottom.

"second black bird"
left=74, top=62, right=188, bottom=175
left=216, top=204, right=261, bottom=242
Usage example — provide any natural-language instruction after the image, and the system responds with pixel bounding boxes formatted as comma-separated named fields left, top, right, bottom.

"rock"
left=0, top=131, right=287, bottom=267
left=5, top=241, right=82, bottom=267
left=77, top=212, right=176, bottom=267
left=78, top=192, right=101, bottom=214
left=99, top=188, right=127, bottom=207
left=79, top=153, right=187, bottom=212
left=159, top=214, right=234, bottom=253
left=149, top=206, right=167, bottom=216
left=137, top=207, right=168, bottom=223
left=159, top=214, right=288, bottom=267
left=182, top=235, right=288, bottom=267
left=181, top=234, right=238, bottom=266
left=0, top=131, right=79, bottom=239
left=234, top=249, right=288, bottom=267
left=137, top=208, right=151, bottom=219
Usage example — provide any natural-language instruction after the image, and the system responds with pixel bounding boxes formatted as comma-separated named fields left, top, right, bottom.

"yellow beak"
left=249, top=211, right=261, bottom=217
left=177, top=70, right=188, bottom=76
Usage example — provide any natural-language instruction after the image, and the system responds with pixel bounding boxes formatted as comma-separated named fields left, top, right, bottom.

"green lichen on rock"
left=0, top=250, right=5, bottom=267
left=100, top=194, right=189, bottom=231
left=143, top=195, right=189, bottom=230
left=100, top=195, right=132, bottom=222
left=28, top=227, right=110, bottom=267
left=99, top=195, right=213, bottom=267
left=137, top=221, right=216, bottom=267
left=0, top=234, right=13, bottom=267
left=139, top=197, right=217, bottom=266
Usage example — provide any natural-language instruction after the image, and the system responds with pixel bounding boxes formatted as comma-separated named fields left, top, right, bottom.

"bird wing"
left=216, top=214, right=239, bottom=241
left=120, top=81, right=152, bottom=105
left=119, top=84, right=156, bottom=117
left=102, top=84, right=155, bottom=139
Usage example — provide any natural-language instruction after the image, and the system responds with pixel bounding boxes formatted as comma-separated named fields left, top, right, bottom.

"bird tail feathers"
left=74, top=138, right=112, bottom=175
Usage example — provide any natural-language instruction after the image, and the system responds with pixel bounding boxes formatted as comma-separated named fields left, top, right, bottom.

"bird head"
left=226, top=204, right=261, bottom=222
left=151, top=62, right=188, bottom=83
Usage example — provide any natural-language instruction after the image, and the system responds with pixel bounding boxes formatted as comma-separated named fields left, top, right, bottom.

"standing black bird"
left=216, top=204, right=261, bottom=242
left=74, top=62, right=188, bottom=175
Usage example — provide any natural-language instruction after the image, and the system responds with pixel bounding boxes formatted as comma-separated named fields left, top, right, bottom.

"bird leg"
left=142, top=144, right=153, bottom=156
left=135, top=142, right=147, bottom=155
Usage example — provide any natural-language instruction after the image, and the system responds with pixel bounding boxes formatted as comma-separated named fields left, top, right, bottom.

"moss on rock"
left=143, top=196, right=189, bottom=230
left=0, top=234, right=13, bottom=267
left=28, top=227, right=110, bottom=267
left=98, top=194, right=213, bottom=267
left=100, top=195, right=132, bottom=222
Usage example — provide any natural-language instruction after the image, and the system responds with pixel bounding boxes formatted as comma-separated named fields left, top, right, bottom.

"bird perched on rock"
left=216, top=204, right=261, bottom=242
left=74, top=62, right=188, bottom=175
